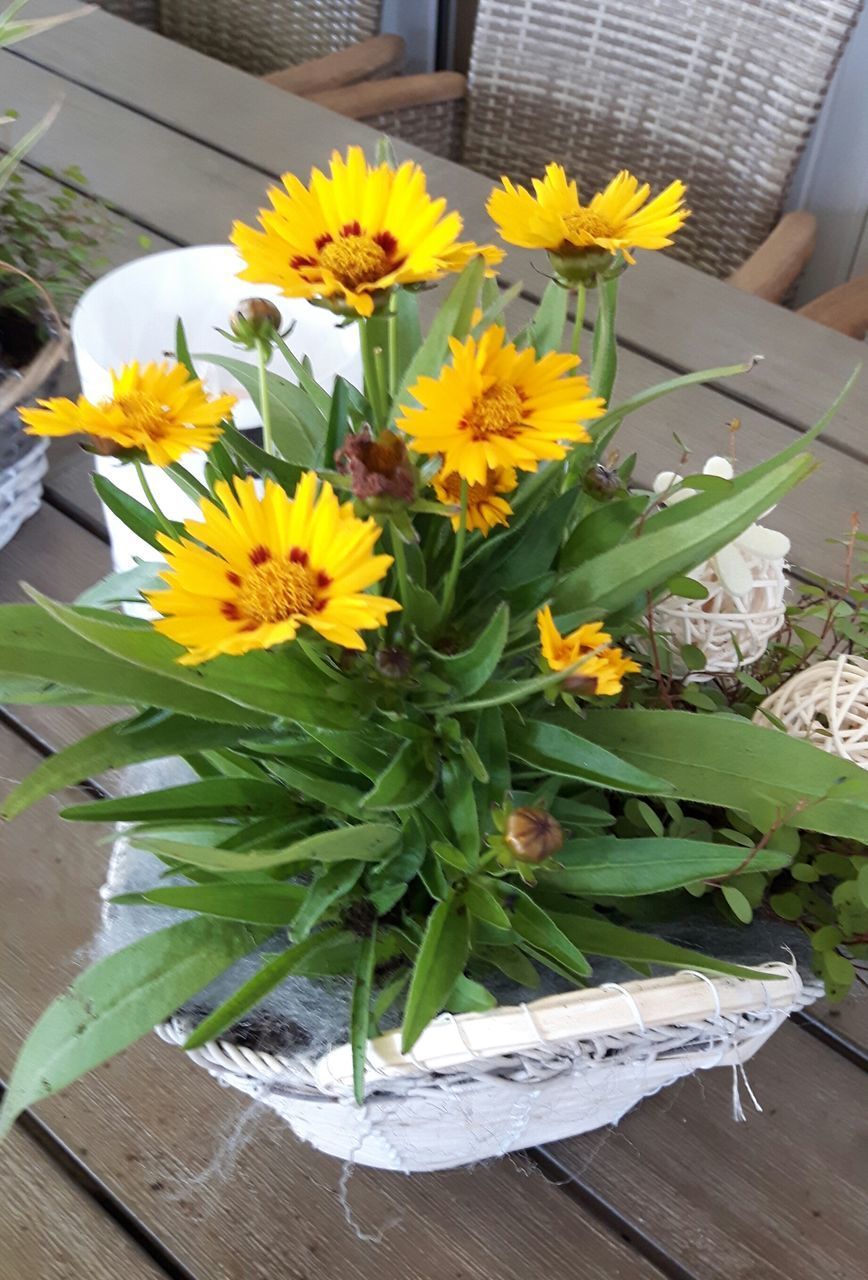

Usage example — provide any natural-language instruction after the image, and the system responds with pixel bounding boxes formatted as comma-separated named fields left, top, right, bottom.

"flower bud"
left=230, top=297, right=282, bottom=347
left=548, top=246, right=627, bottom=289
left=504, top=807, right=564, bottom=863
left=375, top=646, right=412, bottom=680
left=582, top=463, right=622, bottom=501
left=335, top=427, right=416, bottom=505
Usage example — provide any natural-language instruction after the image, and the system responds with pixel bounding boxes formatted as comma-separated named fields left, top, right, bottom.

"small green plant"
left=0, top=165, right=114, bottom=325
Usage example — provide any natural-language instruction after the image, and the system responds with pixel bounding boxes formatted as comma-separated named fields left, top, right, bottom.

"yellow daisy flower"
left=433, top=465, right=517, bottom=536
left=487, top=166, right=689, bottom=265
left=146, top=472, right=400, bottom=664
left=537, top=605, right=639, bottom=697
left=19, top=362, right=235, bottom=468
left=231, top=146, right=502, bottom=319
left=398, top=325, right=604, bottom=485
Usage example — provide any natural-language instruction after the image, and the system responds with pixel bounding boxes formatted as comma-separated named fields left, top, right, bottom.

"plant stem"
left=570, top=284, right=587, bottom=360
left=387, top=290, right=399, bottom=399
left=256, top=339, right=274, bottom=455
left=133, top=460, right=177, bottom=540
left=390, top=522, right=410, bottom=607
left=359, top=318, right=388, bottom=428
left=590, top=276, right=619, bottom=404
left=439, top=479, right=468, bottom=626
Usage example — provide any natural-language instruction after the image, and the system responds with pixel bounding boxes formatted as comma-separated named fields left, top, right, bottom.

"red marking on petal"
left=314, top=233, right=333, bottom=252
left=249, top=545, right=271, bottom=566
left=226, top=570, right=242, bottom=587
left=289, top=547, right=309, bottom=565
left=374, top=230, right=398, bottom=257
left=221, top=601, right=241, bottom=620
left=291, top=255, right=317, bottom=269
left=340, top=220, right=362, bottom=238
left=316, top=571, right=332, bottom=589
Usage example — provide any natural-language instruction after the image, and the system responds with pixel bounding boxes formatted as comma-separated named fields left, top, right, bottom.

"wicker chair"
left=308, top=0, right=868, bottom=336
left=95, top=0, right=400, bottom=83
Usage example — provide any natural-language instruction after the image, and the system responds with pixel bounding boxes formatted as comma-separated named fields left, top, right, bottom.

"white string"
left=600, top=983, right=647, bottom=1033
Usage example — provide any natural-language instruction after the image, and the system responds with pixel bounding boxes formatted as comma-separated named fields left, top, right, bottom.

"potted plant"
left=0, top=145, right=865, bottom=1171
left=0, top=0, right=103, bottom=548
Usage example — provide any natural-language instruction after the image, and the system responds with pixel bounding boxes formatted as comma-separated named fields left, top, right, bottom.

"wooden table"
left=2, top=6, right=867, bottom=1278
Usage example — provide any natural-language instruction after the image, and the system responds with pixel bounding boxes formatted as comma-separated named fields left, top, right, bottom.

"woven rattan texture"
left=95, top=0, right=159, bottom=26
left=97, top=2, right=382, bottom=74
left=160, top=0, right=381, bottom=74
left=362, top=98, right=467, bottom=162
left=463, top=0, right=860, bottom=277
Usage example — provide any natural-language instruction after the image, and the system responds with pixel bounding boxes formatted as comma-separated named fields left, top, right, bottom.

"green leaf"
left=75, top=562, right=165, bottom=609
left=560, top=495, right=647, bottom=571
left=553, top=454, right=814, bottom=624
left=265, top=760, right=366, bottom=817
left=463, top=490, right=578, bottom=595
left=115, top=882, right=305, bottom=924
left=401, top=894, right=470, bottom=1051
left=446, top=974, right=497, bottom=1013
left=546, top=911, right=780, bottom=980
left=680, top=643, right=707, bottom=672
left=546, top=836, right=789, bottom=895
left=363, top=739, right=435, bottom=811
left=393, top=257, right=485, bottom=417
left=351, top=925, right=378, bottom=1103
left=721, top=884, right=753, bottom=923
left=442, top=756, right=479, bottom=858
left=92, top=472, right=181, bottom=551
left=60, top=778, right=292, bottom=823
left=219, top=422, right=302, bottom=492
left=292, top=861, right=365, bottom=939
left=135, top=822, right=400, bottom=874
left=508, top=714, right=672, bottom=795
left=430, top=603, right=509, bottom=696
left=24, top=589, right=351, bottom=725
left=579, top=709, right=868, bottom=842
left=667, top=575, right=709, bottom=600
left=464, top=881, right=512, bottom=930
left=529, top=279, right=568, bottom=356
left=198, top=353, right=322, bottom=463
left=0, top=604, right=257, bottom=723
left=2, top=715, right=250, bottom=820
left=0, top=916, right=262, bottom=1137
left=394, top=287, right=423, bottom=388
left=183, top=930, right=350, bottom=1050
left=507, top=889, right=591, bottom=979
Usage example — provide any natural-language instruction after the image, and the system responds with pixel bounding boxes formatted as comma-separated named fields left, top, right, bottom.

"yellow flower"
left=146, top=472, right=400, bottom=664
left=231, top=146, right=502, bottom=318
left=19, top=362, right=235, bottom=468
left=537, top=605, right=639, bottom=697
left=487, top=165, right=689, bottom=265
left=398, top=325, right=604, bottom=485
left=433, top=464, right=517, bottom=535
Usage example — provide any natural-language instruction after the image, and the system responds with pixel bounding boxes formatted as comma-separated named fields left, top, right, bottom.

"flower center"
left=319, top=233, right=390, bottom=289
left=463, top=383, right=523, bottom=440
left=438, top=470, right=493, bottom=503
left=116, top=392, right=168, bottom=439
left=562, top=209, right=612, bottom=247
left=237, top=558, right=319, bottom=625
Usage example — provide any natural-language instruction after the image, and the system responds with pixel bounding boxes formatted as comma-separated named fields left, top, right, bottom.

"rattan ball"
left=753, top=656, right=868, bottom=769
left=653, top=549, right=788, bottom=678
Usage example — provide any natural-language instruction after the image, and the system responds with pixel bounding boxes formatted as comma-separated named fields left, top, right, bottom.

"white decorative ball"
left=649, top=456, right=790, bottom=679
left=753, top=656, right=868, bottom=769
left=653, top=549, right=788, bottom=679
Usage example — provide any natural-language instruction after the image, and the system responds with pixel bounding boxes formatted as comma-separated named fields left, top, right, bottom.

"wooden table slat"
left=11, top=1, right=868, bottom=459
left=1, top=1126, right=167, bottom=1280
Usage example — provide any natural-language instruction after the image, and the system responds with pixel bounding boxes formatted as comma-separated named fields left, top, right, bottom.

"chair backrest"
left=97, top=1, right=383, bottom=75
left=463, top=0, right=861, bottom=277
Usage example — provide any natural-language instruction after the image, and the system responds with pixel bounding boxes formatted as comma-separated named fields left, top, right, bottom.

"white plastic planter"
left=71, top=245, right=362, bottom=572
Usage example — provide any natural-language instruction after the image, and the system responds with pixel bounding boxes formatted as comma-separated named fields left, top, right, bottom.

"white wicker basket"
left=0, top=417, right=49, bottom=550
left=157, top=962, right=818, bottom=1172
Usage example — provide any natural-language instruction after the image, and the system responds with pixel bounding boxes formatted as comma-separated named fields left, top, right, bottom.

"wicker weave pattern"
left=95, top=0, right=159, bottom=25
left=362, top=98, right=466, bottom=162
left=157, top=0, right=382, bottom=75
left=463, top=0, right=860, bottom=277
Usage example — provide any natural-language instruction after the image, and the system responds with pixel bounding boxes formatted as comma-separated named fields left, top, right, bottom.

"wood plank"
left=545, top=1025, right=868, bottom=1280
left=0, top=724, right=669, bottom=1280
left=2, top=1126, right=167, bottom=1280
left=12, top=2, right=868, bottom=457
